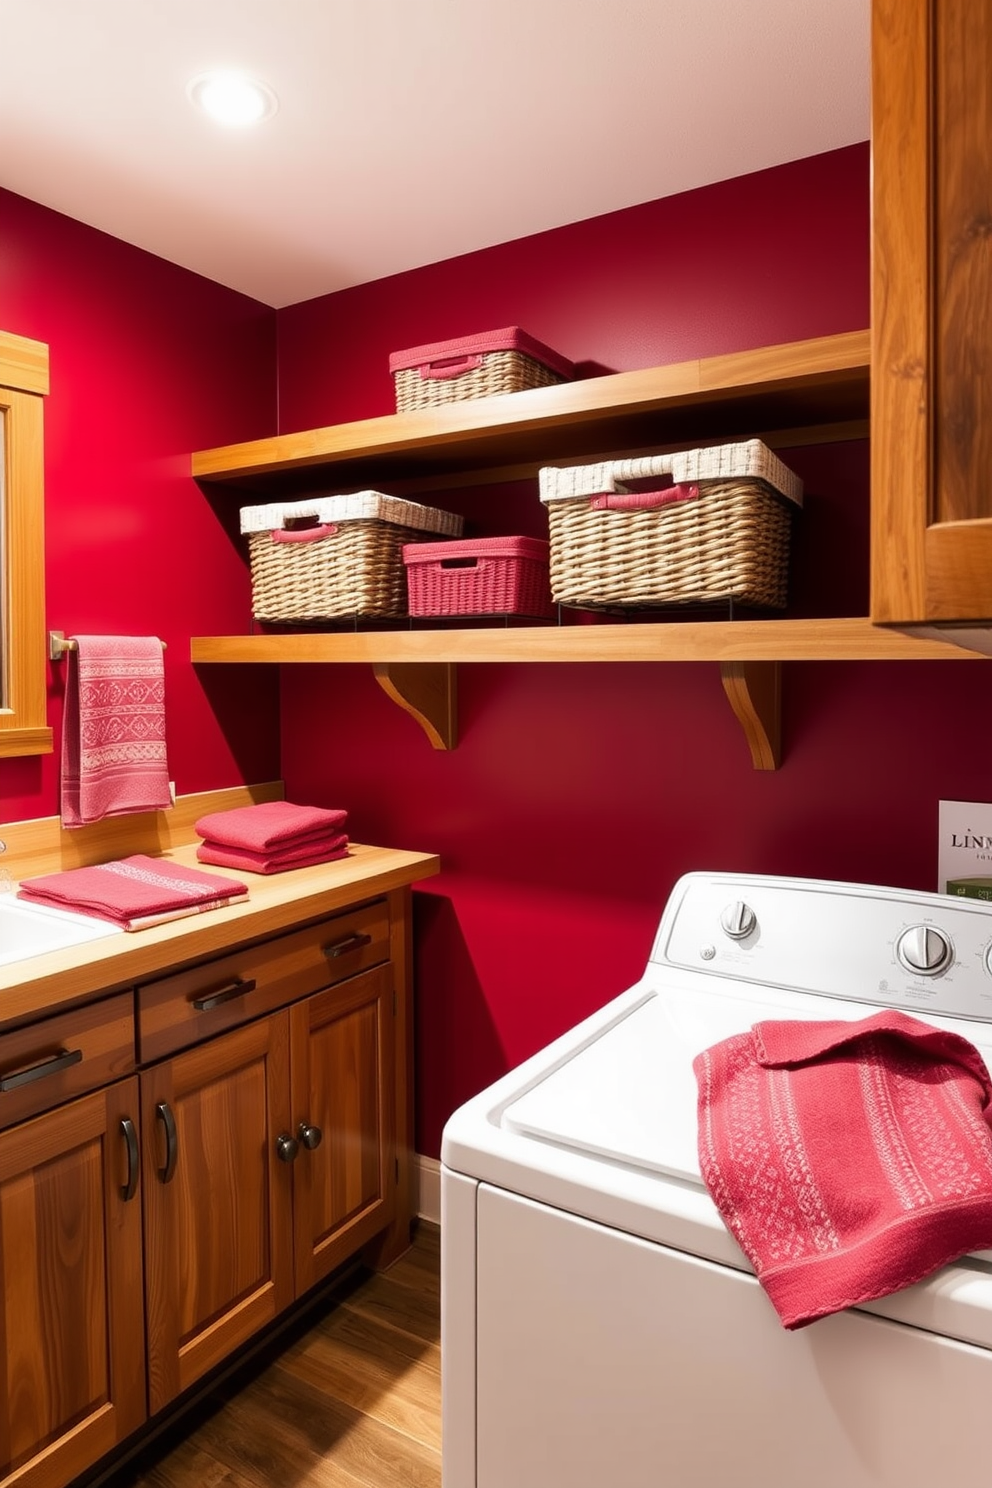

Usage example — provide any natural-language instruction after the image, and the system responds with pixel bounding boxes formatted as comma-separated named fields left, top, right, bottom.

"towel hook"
left=48, top=630, right=167, bottom=661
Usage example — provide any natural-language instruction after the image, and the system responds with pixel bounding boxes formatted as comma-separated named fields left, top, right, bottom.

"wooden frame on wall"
left=0, top=330, right=52, bottom=757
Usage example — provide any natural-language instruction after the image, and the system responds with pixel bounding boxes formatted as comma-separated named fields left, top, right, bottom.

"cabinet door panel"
left=291, top=964, right=395, bottom=1292
left=142, top=1015, right=294, bottom=1414
left=0, top=1079, right=145, bottom=1488
left=872, top=0, right=992, bottom=622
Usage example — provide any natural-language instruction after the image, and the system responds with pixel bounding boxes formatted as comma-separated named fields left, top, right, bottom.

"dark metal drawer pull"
left=120, top=1117, right=139, bottom=1201
left=156, top=1101, right=178, bottom=1183
left=323, top=931, right=372, bottom=959
left=0, top=1046, right=83, bottom=1092
left=192, top=977, right=257, bottom=1012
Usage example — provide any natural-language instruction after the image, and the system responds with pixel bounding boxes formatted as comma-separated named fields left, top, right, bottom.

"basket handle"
left=540, top=452, right=679, bottom=503
left=270, top=522, right=338, bottom=544
left=590, top=483, right=698, bottom=512
left=420, top=354, right=484, bottom=380
left=601, top=453, right=677, bottom=484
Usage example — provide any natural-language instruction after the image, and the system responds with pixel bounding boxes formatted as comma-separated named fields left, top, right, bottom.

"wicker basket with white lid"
left=240, top=492, right=463, bottom=621
left=538, top=440, right=803, bottom=611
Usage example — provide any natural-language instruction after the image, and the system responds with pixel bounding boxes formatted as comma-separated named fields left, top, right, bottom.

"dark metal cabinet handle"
left=192, top=977, right=256, bottom=1012
left=298, top=1122, right=323, bottom=1151
left=323, top=932, right=372, bottom=959
left=120, top=1117, right=139, bottom=1201
left=0, top=1046, right=82, bottom=1092
left=276, top=1133, right=299, bottom=1163
left=156, top=1101, right=178, bottom=1183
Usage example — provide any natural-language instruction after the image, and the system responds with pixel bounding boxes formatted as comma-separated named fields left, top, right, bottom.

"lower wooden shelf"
left=190, top=618, right=988, bottom=771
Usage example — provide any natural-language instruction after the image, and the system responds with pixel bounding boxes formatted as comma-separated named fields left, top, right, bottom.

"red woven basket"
left=402, top=536, right=555, bottom=618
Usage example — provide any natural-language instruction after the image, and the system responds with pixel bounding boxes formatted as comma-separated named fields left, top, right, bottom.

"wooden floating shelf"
left=190, top=618, right=985, bottom=667
left=190, top=619, right=986, bottom=773
left=191, top=330, right=871, bottom=494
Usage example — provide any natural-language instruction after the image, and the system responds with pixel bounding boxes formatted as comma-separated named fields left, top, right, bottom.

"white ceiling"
left=0, top=0, right=870, bottom=309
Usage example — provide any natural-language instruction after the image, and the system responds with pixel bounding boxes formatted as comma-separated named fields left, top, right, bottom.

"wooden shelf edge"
left=191, top=330, right=870, bottom=483
left=190, top=617, right=989, bottom=667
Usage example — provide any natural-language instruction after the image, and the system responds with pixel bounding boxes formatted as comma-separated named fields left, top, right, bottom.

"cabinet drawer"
left=137, top=898, right=390, bottom=1062
left=0, top=993, right=136, bottom=1130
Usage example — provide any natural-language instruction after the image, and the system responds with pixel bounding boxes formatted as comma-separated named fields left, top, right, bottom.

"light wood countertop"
left=0, top=840, right=440, bottom=1029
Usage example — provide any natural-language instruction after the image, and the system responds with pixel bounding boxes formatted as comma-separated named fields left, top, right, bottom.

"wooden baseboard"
left=0, top=781, right=284, bottom=881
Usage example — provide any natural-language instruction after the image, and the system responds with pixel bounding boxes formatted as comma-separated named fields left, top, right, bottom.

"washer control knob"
left=720, top=901, right=756, bottom=941
left=896, top=924, right=952, bottom=976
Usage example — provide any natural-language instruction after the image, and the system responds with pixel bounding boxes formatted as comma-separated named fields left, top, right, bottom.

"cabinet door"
left=142, top=1014, right=295, bottom=1415
left=0, top=1079, right=145, bottom=1488
left=872, top=0, right=992, bottom=623
left=290, top=963, right=396, bottom=1292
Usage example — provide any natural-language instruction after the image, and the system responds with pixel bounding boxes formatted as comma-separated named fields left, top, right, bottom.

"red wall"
left=4, top=146, right=989, bottom=1164
left=274, top=144, right=992, bottom=1157
left=0, top=189, right=281, bottom=823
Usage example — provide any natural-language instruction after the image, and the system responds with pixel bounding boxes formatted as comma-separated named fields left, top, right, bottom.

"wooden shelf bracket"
left=719, top=661, right=782, bottom=771
left=373, top=662, right=458, bottom=750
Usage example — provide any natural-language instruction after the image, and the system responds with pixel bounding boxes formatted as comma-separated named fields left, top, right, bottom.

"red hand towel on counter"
left=197, top=833, right=350, bottom=875
left=60, top=636, right=171, bottom=828
left=17, top=855, right=248, bottom=931
left=193, top=801, right=348, bottom=853
left=694, top=1009, right=992, bottom=1329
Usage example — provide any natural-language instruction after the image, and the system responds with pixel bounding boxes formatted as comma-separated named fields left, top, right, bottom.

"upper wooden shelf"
left=190, top=618, right=986, bottom=667
left=191, top=329, right=871, bottom=495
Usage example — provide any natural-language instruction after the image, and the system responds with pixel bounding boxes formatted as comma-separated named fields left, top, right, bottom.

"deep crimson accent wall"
left=273, top=143, right=990, bottom=1160
left=0, top=188, right=281, bottom=825
left=278, top=145, right=870, bottom=425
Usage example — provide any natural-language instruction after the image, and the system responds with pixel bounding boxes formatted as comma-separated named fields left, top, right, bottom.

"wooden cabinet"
left=137, top=903, right=397, bottom=1414
left=0, top=858, right=429, bottom=1488
left=0, top=1078, right=145, bottom=1488
left=871, top=0, right=992, bottom=626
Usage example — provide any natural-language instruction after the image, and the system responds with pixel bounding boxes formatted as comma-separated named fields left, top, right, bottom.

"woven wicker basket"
left=539, top=441, right=803, bottom=611
left=389, top=327, right=573, bottom=413
left=240, top=493, right=463, bottom=622
left=403, top=536, right=555, bottom=618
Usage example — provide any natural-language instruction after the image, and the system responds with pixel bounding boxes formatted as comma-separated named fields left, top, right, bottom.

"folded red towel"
left=196, top=834, right=350, bottom=875
left=18, top=854, right=247, bottom=931
left=694, top=1009, right=992, bottom=1329
left=193, top=801, right=348, bottom=853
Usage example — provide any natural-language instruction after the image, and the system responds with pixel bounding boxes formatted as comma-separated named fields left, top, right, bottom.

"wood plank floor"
left=99, top=1223, right=441, bottom=1488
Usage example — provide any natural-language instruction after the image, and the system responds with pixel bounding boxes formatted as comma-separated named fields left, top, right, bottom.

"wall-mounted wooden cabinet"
left=871, top=0, right=992, bottom=627
left=191, top=328, right=988, bottom=770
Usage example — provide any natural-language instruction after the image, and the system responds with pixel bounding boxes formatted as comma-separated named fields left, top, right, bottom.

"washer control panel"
left=657, top=873, right=992, bottom=1021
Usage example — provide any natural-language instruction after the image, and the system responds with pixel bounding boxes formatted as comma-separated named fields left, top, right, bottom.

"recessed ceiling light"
left=187, top=71, right=278, bottom=127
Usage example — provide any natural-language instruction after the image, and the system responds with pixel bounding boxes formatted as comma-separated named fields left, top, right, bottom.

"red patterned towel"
left=193, top=800, right=348, bottom=853
left=196, top=834, right=350, bottom=875
left=60, top=636, right=171, bottom=828
left=17, top=855, right=247, bottom=931
left=694, top=1009, right=992, bottom=1328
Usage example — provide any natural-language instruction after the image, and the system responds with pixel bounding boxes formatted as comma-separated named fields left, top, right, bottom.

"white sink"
left=0, top=895, right=124, bottom=968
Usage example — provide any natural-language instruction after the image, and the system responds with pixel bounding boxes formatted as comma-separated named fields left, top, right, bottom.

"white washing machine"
left=441, top=872, right=992, bottom=1488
